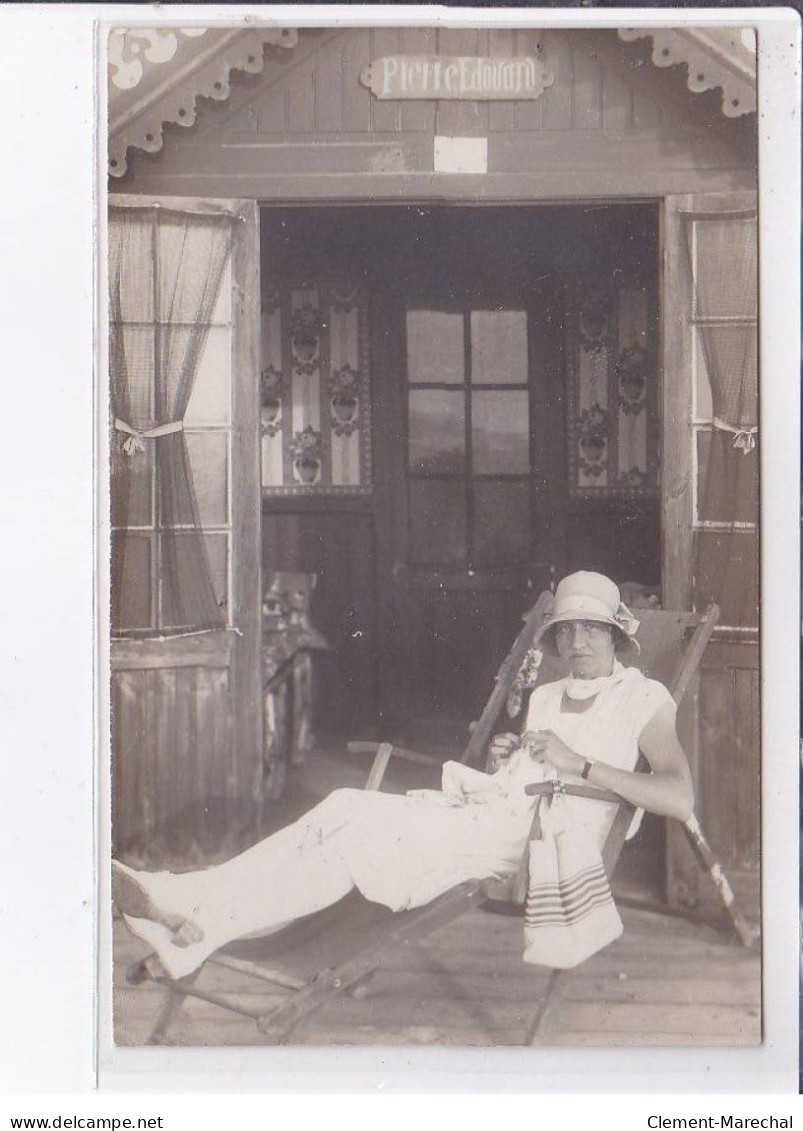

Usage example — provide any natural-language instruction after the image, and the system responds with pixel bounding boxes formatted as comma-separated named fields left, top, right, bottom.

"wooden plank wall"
left=112, top=652, right=246, bottom=868
left=221, top=27, right=726, bottom=140
left=118, top=28, right=757, bottom=199
left=667, top=640, right=760, bottom=925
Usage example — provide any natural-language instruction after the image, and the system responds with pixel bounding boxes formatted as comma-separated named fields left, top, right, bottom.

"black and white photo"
left=106, top=16, right=763, bottom=1050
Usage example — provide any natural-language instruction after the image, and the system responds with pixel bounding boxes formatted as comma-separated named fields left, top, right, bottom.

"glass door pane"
left=471, top=310, right=528, bottom=385
left=471, top=390, right=530, bottom=474
left=406, top=311, right=464, bottom=384
left=408, top=389, right=465, bottom=474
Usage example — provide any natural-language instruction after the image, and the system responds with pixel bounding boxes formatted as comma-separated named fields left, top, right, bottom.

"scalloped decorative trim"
left=109, top=27, right=298, bottom=177
left=618, top=28, right=756, bottom=118
left=109, top=29, right=209, bottom=92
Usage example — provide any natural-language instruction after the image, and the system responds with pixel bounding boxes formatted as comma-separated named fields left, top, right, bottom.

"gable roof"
left=108, top=26, right=299, bottom=176
left=108, top=25, right=757, bottom=179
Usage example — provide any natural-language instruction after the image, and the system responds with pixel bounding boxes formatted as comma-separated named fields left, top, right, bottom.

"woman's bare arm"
left=581, top=703, right=693, bottom=820
left=524, top=703, right=695, bottom=821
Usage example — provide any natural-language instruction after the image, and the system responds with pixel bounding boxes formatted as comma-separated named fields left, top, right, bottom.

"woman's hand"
left=488, top=732, right=519, bottom=772
left=521, top=729, right=585, bottom=776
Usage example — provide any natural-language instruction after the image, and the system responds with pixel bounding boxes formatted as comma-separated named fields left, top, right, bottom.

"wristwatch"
left=580, top=759, right=594, bottom=781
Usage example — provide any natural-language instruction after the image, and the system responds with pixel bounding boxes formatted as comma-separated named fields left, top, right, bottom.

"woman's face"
left=554, top=619, right=616, bottom=679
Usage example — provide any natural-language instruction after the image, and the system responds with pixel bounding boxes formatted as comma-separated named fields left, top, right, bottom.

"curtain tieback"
left=115, top=418, right=184, bottom=456
left=712, top=417, right=758, bottom=455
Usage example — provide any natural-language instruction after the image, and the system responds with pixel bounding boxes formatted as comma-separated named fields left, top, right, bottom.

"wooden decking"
left=113, top=746, right=761, bottom=1048
left=113, top=897, right=760, bottom=1048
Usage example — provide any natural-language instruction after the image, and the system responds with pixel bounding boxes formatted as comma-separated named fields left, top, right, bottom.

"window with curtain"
left=109, top=205, right=236, bottom=634
left=686, top=208, right=758, bottom=629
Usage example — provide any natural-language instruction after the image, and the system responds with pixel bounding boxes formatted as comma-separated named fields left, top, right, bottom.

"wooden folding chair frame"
left=126, top=597, right=753, bottom=1046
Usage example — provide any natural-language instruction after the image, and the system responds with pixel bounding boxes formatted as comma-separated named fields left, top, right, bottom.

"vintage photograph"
left=107, top=19, right=761, bottom=1048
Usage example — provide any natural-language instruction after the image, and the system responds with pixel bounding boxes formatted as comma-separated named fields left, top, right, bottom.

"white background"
left=0, top=3, right=799, bottom=1118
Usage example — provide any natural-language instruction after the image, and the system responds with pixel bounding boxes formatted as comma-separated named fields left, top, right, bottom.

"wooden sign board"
left=360, top=55, right=553, bottom=101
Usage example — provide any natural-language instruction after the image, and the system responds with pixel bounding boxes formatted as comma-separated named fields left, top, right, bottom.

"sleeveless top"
left=522, top=666, right=676, bottom=843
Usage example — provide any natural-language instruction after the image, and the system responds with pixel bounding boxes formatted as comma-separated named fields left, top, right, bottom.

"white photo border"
left=2, top=1, right=797, bottom=1098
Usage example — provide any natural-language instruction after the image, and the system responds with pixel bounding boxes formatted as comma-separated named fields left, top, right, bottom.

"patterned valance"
left=261, top=281, right=372, bottom=494
left=567, top=270, right=659, bottom=498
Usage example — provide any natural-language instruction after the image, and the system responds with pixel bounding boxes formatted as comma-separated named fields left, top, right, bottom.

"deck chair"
left=125, top=596, right=751, bottom=1045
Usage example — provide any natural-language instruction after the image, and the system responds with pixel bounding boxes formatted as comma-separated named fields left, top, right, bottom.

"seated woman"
left=113, top=571, right=694, bottom=980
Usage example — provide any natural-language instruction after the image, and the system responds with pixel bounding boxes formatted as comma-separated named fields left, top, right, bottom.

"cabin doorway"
left=260, top=204, right=661, bottom=749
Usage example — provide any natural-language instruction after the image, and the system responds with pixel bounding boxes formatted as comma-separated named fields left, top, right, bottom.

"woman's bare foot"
left=112, top=861, right=204, bottom=948
left=171, top=920, right=204, bottom=947
left=127, top=953, right=168, bottom=985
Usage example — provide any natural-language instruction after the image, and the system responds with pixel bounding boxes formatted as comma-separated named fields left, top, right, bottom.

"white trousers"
left=122, top=787, right=532, bottom=979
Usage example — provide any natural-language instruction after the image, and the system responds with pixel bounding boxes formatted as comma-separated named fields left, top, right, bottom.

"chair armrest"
left=347, top=741, right=442, bottom=793
left=525, top=781, right=623, bottom=804
left=347, top=741, right=442, bottom=768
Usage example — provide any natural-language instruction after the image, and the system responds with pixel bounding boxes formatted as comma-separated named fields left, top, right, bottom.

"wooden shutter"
left=662, top=191, right=760, bottom=921
left=109, top=194, right=262, bottom=864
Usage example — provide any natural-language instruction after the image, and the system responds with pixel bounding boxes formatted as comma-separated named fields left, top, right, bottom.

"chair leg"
left=523, top=968, right=562, bottom=1046
left=683, top=815, right=757, bottom=948
left=146, top=970, right=200, bottom=1045
left=256, top=883, right=487, bottom=1042
left=347, top=971, right=377, bottom=1000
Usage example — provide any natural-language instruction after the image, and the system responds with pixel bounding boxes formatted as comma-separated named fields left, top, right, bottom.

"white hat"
left=533, top=571, right=640, bottom=657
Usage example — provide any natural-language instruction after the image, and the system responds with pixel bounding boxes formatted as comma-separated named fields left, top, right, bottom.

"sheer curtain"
left=109, top=205, right=236, bottom=633
left=684, top=209, right=758, bottom=628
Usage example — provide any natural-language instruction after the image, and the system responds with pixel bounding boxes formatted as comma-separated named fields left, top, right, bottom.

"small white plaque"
left=433, top=136, right=488, bottom=174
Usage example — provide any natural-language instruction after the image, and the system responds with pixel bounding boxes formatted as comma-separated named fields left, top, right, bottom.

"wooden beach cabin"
left=108, top=24, right=760, bottom=925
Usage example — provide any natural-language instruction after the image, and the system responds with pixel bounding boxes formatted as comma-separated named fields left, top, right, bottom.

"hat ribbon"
left=712, top=417, right=757, bottom=455
left=115, top=418, right=184, bottom=456
left=613, top=601, right=640, bottom=639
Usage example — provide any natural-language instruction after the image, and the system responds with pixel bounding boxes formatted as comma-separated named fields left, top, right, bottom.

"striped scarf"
left=523, top=793, right=623, bottom=968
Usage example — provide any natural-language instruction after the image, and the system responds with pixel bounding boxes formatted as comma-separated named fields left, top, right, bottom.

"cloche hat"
left=532, top=571, right=640, bottom=657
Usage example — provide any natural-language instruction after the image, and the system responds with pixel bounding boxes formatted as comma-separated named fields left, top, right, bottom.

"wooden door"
left=380, top=282, right=561, bottom=741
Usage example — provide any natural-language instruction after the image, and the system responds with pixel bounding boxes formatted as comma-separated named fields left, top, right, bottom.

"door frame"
left=258, top=194, right=672, bottom=731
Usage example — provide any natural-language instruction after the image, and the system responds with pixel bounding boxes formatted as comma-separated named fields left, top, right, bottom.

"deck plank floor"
left=113, top=747, right=760, bottom=1048
left=113, top=901, right=760, bottom=1048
